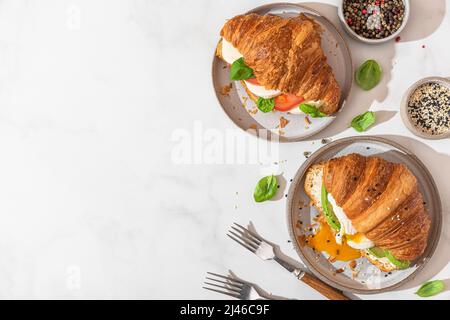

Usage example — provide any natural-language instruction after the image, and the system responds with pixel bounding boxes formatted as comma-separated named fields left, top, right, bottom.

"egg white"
left=327, top=193, right=374, bottom=249
left=347, top=236, right=375, bottom=250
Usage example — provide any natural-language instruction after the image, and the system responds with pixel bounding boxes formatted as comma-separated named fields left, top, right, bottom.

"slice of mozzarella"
left=221, top=38, right=243, bottom=64
left=244, top=81, right=281, bottom=99
left=222, top=38, right=281, bottom=99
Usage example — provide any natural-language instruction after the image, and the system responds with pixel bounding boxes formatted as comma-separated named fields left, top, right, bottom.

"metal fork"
left=203, top=272, right=277, bottom=300
left=227, top=222, right=350, bottom=300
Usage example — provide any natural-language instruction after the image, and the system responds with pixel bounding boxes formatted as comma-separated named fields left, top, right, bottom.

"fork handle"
left=298, top=272, right=350, bottom=300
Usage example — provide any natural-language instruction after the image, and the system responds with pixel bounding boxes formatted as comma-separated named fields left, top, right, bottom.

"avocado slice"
left=367, top=247, right=386, bottom=258
left=321, top=184, right=341, bottom=231
left=385, top=251, right=410, bottom=270
left=367, top=247, right=411, bottom=269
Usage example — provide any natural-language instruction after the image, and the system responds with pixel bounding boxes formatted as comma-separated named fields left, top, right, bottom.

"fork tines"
left=203, top=272, right=244, bottom=299
left=227, top=222, right=262, bottom=253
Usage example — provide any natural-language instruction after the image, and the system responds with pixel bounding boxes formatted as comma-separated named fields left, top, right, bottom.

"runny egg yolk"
left=306, top=221, right=361, bottom=262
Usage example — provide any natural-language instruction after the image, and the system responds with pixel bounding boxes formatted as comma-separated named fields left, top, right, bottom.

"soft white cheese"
left=365, top=252, right=397, bottom=269
left=244, top=80, right=281, bottom=99
left=222, top=38, right=281, bottom=99
left=221, top=38, right=243, bottom=64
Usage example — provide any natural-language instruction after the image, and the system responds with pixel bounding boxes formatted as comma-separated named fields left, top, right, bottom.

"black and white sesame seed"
left=407, top=82, right=450, bottom=136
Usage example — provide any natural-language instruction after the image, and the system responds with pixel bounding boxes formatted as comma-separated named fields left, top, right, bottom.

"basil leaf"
left=299, top=103, right=326, bottom=118
left=230, top=57, right=254, bottom=80
left=355, top=59, right=382, bottom=90
left=415, top=280, right=445, bottom=298
left=253, top=175, right=278, bottom=203
left=350, top=111, right=376, bottom=132
left=321, top=184, right=340, bottom=231
left=256, top=97, right=275, bottom=113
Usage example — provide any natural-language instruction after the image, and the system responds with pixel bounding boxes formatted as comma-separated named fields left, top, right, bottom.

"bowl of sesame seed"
left=338, top=0, right=410, bottom=44
left=401, top=77, right=450, bottom=139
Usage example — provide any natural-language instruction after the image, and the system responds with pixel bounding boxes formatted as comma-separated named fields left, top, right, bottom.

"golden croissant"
left=305, top=153, right=431, bottom=271
left=217, top=13, right=341, bottom=115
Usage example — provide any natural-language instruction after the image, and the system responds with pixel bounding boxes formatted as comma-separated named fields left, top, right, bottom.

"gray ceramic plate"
left=212, top=3, right=353, bottom=142
left=286, top=136, right=442, bottom=294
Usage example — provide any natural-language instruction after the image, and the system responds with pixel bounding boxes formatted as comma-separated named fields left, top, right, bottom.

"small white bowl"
left=338, top=0, right=410, bottom=44
left=400, top=77, right=450, bottom=140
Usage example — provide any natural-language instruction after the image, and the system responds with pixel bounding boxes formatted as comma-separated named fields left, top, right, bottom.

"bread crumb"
left=304, top=116, right=311, bottom=125
left=220, top=83, right=232, bottom=96
left=348, top=260, right=357, bottom=271
left=249, top=108, right=258, bottom=114
left=279, top=116, right=290, bottom=129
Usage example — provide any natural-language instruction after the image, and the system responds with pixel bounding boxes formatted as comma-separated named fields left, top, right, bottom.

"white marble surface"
left=0, top=0, right=449, bottom=300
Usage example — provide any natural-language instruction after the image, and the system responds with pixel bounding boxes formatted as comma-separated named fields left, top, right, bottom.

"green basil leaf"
left=230, top=57, right=254, bottom=80
left=384, top=251, right=410, bottom=269
left=299, top=103, right=326, bottom=118
left=415, top=280, right=445, bottom=298
left=253, top=175, right=278, bottom=203
left=256, top=97, right=275, bottom=113
left=355, top=59, right=382, bottom=90
left=321, top=184, right=340, bottom=231
left=350, top=111, right=376, bottom=132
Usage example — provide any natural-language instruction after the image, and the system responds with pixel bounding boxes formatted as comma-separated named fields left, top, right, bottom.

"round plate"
left=212, top=3, right=353, bottom=142
left=286, top=136, right=442, bottom=294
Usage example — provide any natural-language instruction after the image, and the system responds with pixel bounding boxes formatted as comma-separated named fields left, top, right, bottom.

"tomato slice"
left=274, top=94, right=305, bottom=111
left=245, top=78, right=260, bottom=85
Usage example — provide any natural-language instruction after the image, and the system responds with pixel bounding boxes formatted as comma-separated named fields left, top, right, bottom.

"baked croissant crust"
left=323, top=154, right=431, bottom=261
left=220, top=13, right=341, bottom=114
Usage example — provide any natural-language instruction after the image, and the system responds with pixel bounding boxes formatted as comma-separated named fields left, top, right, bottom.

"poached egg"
left=327, top=193, right=374, bottom=250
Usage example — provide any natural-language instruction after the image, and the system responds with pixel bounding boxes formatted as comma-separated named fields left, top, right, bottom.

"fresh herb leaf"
left=253, top=175, right=278, bottom=203
left=350, top=111, right=376, bottom=132
left=321, top=184, right=341, bottom=231
left=384, top=251, right=410, bottom=270
left=230, top=57, right=254, bottom=80
left=256, top=97, right=275, bottom=113
left=355, top=59, right=382, bottom=90
left=299, top=103, right=326, bottom=118
left=416, top=280, right=445, bottom=298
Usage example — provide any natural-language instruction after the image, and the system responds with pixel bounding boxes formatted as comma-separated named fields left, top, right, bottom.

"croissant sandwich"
left=216, top=13, right=341, bottom=115
left=304, top=153, right=431, bottom=272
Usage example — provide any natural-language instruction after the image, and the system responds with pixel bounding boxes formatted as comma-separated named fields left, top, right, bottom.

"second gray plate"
left=286, top=136, right=442, bottom=294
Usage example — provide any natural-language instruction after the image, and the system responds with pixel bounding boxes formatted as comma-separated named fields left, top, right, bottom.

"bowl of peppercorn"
left=338, top=0, right=410, bottom=44
left=401, top=77, right=450, bottom=140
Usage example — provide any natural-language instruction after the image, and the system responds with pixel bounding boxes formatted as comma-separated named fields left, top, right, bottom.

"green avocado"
left=367, top=247, right=386, bottom=258
left=367, top=247, right=411, bottom=269
left=321, top=184, right=340, bottom=231
left=385, top=251, right=411, bottom=270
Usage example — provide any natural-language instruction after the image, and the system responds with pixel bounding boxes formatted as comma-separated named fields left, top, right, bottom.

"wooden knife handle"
left=300, top=272, right=350, bottom=300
